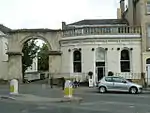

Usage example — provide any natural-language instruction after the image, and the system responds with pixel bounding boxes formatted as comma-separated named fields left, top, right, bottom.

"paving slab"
left=0, top=93, right=83, bottom=103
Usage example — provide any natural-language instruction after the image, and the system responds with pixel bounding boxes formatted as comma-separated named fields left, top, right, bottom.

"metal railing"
left=63, top=26, right=141, bottom=37
left=114, top=72, right=142, bottom=79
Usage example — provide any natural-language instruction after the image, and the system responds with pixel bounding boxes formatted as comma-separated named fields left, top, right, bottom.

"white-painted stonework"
left=60, top=36, right=142, bottom=83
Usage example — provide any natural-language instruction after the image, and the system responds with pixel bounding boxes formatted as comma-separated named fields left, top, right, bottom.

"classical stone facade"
left=60, top=29, right=141, bottom=84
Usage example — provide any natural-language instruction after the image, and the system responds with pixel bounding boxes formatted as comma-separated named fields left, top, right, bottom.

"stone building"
left=2, top=0, right=150, bottom=86
left=0, top=24, right=11, bottom=80
left=121, top=0, right=150, bottom=85
left=61, top=19, right=141, bottom=84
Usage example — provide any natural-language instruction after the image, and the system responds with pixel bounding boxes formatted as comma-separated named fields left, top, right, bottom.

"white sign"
left=89, top=78, right=94, bottom=87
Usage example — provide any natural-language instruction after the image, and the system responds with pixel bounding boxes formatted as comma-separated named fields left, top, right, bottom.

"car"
left=97, top=76, right=143, bottom=94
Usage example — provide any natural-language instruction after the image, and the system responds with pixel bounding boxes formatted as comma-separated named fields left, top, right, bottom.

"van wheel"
left=129, top=87, right=138, bottom=94
left=99, top=86, right=106, bottom=93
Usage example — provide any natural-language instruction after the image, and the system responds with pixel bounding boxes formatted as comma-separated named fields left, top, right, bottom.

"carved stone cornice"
left=49, top=51, right=62, bottom=55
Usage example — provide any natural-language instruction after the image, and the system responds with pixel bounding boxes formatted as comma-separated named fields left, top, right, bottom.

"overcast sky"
left=0, top=0, right=123, bottom=29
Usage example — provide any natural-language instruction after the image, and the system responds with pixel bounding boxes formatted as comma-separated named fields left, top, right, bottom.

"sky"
left=0, top=0, right=124, bottom=30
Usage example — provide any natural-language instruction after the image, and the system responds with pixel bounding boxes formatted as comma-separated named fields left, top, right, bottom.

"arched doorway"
left=22, top=38, right=50, bottom=82
left=146, top=58, right=150, bottom=85
left=7, top=30, right=62, bottom=82
left=95, top=47, right=106, bottom=81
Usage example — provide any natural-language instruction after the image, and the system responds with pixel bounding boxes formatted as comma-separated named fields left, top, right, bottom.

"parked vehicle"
left=97, top=76, right=143, bottom=94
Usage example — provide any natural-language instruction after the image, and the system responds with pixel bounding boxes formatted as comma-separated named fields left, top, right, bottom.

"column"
left=7, top=52, right=23, bottom=82
left=69, top=50, right=73, bottom=76
left=49, top=51, right=62, bottom=78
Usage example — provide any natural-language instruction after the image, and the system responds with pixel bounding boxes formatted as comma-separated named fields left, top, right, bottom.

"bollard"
left=64, top=80, right=73, bottom=98
left=10, top=79, right=18, bottom=95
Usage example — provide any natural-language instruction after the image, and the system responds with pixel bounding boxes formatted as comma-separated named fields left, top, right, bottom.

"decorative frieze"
left=60, top=39, right=141, bottom=46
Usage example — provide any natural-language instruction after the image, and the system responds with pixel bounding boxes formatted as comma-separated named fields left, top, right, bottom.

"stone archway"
left=7, top=29, right=62, bottom=82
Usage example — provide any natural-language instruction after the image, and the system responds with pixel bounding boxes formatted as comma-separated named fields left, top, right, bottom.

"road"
left=0, top=84, right=150, bottom=113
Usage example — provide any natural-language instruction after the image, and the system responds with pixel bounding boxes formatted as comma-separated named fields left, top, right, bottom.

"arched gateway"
left=7, top=29, right=62, bottom=82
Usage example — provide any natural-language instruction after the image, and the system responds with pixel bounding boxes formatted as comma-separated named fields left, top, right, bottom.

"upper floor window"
left=96, top=47, right=105, bottom=62
left=147, top=0, right=150, bottom=14
left=147, top=25, right=150, bottom=50
left=73, top=50, right=82, bottom=73
left=120, top=49, right=130, bottom=72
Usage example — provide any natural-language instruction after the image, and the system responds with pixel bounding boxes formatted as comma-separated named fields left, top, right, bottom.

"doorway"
left=146, top=58, right=150, bottom=85
left=97, top=66, right=105, bottom=81
left=146, top=64, right=150, bottom=85
left=96, top=62, right=105, bottom=81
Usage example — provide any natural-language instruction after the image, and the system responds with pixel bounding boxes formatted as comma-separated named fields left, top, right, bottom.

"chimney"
left=120, top=0, right=125, bottom=15
left=117, top=8, right=122, bottom=19
left=62, top=22, right=66, bottom=30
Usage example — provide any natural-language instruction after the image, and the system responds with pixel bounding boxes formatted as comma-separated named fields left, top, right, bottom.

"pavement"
left=0, top=84, right=83, bottom=103
left=0, top=84, right=150, bottom=113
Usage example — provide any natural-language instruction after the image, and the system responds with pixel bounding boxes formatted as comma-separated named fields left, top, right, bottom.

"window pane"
left=147, top=3, right=150, bottom=13
left=113, top=77, right=123, bottom=83
left=147, top=0, right=150, bottom=4
left=73, top=51, right=81, bottom=61
left=96, top=62, right=105, bottom=66
left=146, top=58, right=150, bottom=64
left=105, top=77, right=113, bottom=82
left=73, top=62, right=81, bottom=72
left=148, top=26, right=150, bottom=37
left=121, top=61, right=130, bottom=72
left=121, top=50, right=129, bottom=60
left=147, top=26, right=150, bottom=49
left=96, top=48, right=105, bottom=61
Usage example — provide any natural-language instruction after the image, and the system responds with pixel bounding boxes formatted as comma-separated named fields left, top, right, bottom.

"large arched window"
left=146, top=58, right=150, bottom=64
left=73, top=50, right=82, bottom=72
left=96, top=48, right=105, bottom=62
left=120, top=49, right=130, bottom=72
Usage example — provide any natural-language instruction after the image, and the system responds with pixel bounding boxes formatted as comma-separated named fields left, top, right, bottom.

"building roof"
left=0, top=24, right=11, bottom=34
left=68, top=19, right=128, bottom=26
left=9, top=28, right=61, bottom=33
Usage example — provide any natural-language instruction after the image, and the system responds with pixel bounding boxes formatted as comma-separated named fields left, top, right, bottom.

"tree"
left=108, top=71, right=114, bottom=76
left=38, top=43, right=49, bottom=71
left=22, top=39, right=40, bottom=81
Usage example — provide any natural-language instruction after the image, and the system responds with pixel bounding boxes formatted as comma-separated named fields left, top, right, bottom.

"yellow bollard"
left=64, top=80, right=73, bottom=98
left=10, top=79, right=18, bottom=95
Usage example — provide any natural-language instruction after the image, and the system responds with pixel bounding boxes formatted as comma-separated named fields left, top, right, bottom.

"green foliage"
left=22, top=39, right=40, bottom=76
left=38, top=43, right=49, bottom=71
left=108, top=71, right=114, bottom=76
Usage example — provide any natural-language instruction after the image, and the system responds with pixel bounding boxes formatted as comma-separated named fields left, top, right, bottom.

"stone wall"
left=7, top=30, right=62, bottom=81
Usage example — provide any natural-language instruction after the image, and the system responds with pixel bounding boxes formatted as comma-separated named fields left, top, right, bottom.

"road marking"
left=42, top=103, right=114, bottom=112
left=40, top=102, right=139, bottom=113
left=37, top=106, right=47, bottom=110
left=75, top=92, right=150, bottom=98
left=21, top=109, right=29, bottom=113
left=129, top=105, right=135, bottom=108
left=80, top=100, right=150, bottom=107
